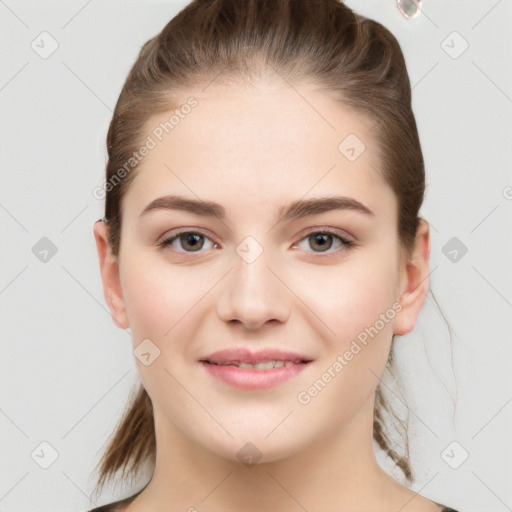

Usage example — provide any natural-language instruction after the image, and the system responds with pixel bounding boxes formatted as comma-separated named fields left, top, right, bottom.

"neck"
left=127, top=395, right=411, bottom=512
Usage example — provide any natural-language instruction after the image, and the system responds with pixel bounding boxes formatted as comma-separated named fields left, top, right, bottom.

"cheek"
left=291, top=258, right=398, bottom=427
left=120, top=255, right=210, bottom=340
left=119, top=257, right=204, bottom=398
left=289, top=249, right=400, bottom=345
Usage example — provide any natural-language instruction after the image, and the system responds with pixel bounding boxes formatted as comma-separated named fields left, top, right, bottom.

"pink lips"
left=200, top=347, right=313, bottom=390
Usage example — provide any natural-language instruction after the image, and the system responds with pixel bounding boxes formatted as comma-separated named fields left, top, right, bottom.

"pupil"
left=311, top=234, right=332, bottom=251
left=182, top=233, right=203, bottom=251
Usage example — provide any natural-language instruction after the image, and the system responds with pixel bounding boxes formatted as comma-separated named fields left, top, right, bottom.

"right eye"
left=159, top=231, right=218, bottom=253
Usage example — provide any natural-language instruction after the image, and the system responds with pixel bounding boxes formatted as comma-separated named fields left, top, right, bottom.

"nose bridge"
left=216, top=235, right=290, bottom=330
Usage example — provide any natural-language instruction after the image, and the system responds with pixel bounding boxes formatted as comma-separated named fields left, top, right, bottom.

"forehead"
left=125, top=81, right=395, bottom=221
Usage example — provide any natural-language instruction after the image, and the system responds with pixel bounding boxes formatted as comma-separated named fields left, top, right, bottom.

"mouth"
left=199, top=348, right=313, bottom=389
left=201, top=359, right=310, bottom=370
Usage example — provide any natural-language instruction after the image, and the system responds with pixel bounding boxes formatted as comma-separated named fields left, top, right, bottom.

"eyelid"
left=295, top=226, right=355, bottom=244
left=158, top=228, right=220, bottom=254
left=290, top=228, right=355, bottom=257
left=158, top=227, right=219, bottom=245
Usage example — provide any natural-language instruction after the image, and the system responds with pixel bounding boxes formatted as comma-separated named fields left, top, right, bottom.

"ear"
left=393, top=218, right=430, bottom=336
left=93, top=220, right=129, bottom=329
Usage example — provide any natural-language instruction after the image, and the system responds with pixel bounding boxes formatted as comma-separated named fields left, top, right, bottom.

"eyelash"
left=158, top=228, right=355, bottom=256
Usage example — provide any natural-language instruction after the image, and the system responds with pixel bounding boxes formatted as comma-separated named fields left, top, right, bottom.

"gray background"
left=1, top=1, right=511, bottom=511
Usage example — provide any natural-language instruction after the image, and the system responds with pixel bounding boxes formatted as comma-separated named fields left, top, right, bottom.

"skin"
left=94, top=79, right=437, bottom=511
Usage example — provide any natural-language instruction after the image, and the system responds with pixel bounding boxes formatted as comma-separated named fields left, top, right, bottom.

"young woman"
left=90, top=0, right=460, bottom=510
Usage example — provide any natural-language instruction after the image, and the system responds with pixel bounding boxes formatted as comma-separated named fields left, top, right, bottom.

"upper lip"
left=201, top=347, right=313, bottom=365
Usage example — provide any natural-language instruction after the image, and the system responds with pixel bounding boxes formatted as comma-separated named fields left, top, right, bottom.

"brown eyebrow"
left=141, top=195, right=225, bottom=218
left=140, top=194, right=374, bottom=220
left=279, top=196, right=374, bottom=220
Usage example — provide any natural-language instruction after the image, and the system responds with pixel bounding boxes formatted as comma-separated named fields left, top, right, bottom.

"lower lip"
left=201, top=362, right=310, bottom=390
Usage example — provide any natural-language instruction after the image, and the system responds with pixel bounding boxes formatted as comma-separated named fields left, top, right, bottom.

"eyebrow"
left=140, top=194, right=374, bottom=221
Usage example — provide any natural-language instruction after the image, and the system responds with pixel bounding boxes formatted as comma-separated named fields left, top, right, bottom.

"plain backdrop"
left=1, top=1, right=511, bottom=511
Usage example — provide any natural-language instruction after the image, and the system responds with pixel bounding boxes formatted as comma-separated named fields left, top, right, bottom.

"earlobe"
left=392, top=219, right=431, bottom=336
left=93, top=220, right=129, bottom=329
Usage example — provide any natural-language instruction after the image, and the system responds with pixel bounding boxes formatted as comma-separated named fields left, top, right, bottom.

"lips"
left=200, top=347, right=313, bottom=366
left=199, top=347, right=313, bottom=390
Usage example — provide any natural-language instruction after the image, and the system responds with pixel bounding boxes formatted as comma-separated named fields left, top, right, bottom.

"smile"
left=199, top=348, right=313, bottom=389
left=204, top=359, right=307, bottom=370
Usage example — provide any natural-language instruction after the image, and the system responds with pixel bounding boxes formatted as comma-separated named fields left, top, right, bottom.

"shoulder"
left=87, top=495, right=135, bottom=512
left=87, top=503, right=125, bottom=512
left=86, top=504, right=462, bottom=512
left=87, top=495, right=461, bottom=512
left=425, top=496, right=460, bottom=512
left=87, top=502, right=124, bottom=512
left=433, top=502, right=460, bottom=512
left=416, top=497, right=461, bottom=512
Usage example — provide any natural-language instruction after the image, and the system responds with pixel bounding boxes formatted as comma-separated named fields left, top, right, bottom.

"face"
left=96, top=80, right=429, bottom=464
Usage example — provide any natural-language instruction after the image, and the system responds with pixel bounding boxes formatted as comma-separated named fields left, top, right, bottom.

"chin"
left=196, top=425, right=312, bottom=467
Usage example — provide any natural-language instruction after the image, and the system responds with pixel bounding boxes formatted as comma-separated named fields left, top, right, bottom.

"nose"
left=216, top=243, right=290, bottom=331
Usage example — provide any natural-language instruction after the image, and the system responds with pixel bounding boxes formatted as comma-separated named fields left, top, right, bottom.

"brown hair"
left=94, top=0, right=425, bottom=498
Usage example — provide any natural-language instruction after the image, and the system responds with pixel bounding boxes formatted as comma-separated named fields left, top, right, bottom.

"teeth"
left=218, top=360, right=291, bottom=370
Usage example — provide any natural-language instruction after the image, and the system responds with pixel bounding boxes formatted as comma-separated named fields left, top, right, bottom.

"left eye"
left=159, top=231, right=217, bottom=253
left=293, top=230, right=354, bottom=254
